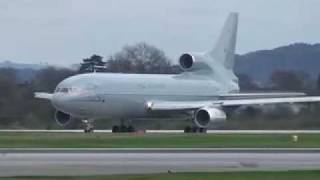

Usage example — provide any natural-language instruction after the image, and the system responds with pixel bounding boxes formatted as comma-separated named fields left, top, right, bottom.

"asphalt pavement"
left=1, top=148, right=320, bottom=176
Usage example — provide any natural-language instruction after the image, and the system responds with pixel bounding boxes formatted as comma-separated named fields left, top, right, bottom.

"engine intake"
left=55, top=110, right=72, bottom=126
left=179, top=54, right=195, bottom=70
left=194, top=107, right=226, bottom=128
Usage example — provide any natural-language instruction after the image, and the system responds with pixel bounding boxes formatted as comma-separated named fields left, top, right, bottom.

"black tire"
left=120, top=125, right=128, bottom=133
left=192, top=127, right=198, bottom=133
left=112, top=125, right=120, bottom=133
left=199, top=128, right=207, bottom=133
left=89, top=128, right=94, bottom=133
left=184, top=126, right=192, bottom=133
left=127, top=126, right=135, bottom=133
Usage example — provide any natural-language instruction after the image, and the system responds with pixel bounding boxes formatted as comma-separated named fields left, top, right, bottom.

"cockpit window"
left=55, top=87, right=70, bottom=93
left=61, top=88, right=69, bottom=93
left=55, top=87, right=89, bottom=95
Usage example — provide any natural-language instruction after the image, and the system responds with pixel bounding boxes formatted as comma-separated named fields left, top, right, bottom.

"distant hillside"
left=0, top=61, right=45, bottom=70
left=235, top=43, right=320, bottom=83
left=0, top=61, right=47, bottom=83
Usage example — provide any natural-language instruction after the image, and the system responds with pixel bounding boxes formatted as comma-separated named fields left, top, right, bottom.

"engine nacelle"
left=179, top=53, right=211, bottom=71
left=55, top=110, right=72, bottom=126
left=179, top=54, right=195, bottom=70
left=194, top=107, right=226, bottom=128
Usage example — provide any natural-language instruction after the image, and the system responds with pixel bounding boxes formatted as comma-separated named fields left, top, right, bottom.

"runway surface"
left=2, top=129, right=320, bottom=134
left=1, top=148, right=320, bottom=177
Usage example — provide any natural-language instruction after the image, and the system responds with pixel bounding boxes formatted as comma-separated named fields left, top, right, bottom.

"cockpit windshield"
left=55, top=87, right=89, bottom=95
left=55, top=87, right=69, bottom=93
left=60, top=88, right=69, bottom=93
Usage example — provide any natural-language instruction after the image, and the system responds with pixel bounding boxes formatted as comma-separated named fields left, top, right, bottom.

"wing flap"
left=220, top=96, right=320, bottom=106
left=146, top=101, right=213, bottom=111
left=219, top=92, right=306, bottom=99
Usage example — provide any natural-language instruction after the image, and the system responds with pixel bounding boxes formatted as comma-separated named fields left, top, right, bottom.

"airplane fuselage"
left=52, top=73, right=238, bottom=119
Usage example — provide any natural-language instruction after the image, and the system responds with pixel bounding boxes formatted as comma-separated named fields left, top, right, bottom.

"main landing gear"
left=112, top=125, right=135, bottom=133
left=82, top=119, right=94, bottom=133
left=112, top=119, right=136, bottom=133
left=184, top=126, right=207, bottom=133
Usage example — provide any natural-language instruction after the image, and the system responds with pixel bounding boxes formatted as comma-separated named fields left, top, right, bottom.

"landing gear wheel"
left=112, top=125, right=136, bottom=133
left=184, top=126, right=192, bottom=133
left=192, top=127, right=198, bottom=133
left=127, top=125, right=135, bottom=133
left=112, top=125, right=120, bottom=133
left=82, top=120, right=94, bottom=133
left=199, top=128, right=207, bottom=133
left=120, top=125, right=128, bottom=132
left=112, top=119, right=136, bottom=133
left=84, top=128, right=94, bottom=133
left=184, top=126, right=207, bottom=133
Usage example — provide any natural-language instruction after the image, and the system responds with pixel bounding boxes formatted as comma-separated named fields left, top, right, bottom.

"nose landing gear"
left=82, top=119, right=94, bottom=133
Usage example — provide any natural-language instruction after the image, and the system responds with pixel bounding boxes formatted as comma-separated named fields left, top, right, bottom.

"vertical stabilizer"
left=208, top=13, right=238, bottom=70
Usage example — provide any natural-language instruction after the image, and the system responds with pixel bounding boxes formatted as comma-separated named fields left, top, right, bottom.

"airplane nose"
left=51, top=94, right=64, bottom=110
left=51, top=93, right=80, bottom=114
left=51, top=94, right=74, bottom=112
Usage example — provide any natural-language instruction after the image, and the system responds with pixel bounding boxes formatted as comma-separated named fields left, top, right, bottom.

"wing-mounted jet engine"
left=55, top=110, right=72, bottom=126
left=194, top=107, right=226, bottom=128
left=55, top=110, right=94, bottom=133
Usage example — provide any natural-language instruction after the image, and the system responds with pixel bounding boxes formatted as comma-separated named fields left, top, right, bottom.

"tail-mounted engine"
left=179, top=53, right=211, bottom=72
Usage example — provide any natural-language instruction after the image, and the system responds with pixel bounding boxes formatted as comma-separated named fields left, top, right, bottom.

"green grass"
left=2, top=171, right=320, bottom=180
left=1, top=132, right=320, bottom=148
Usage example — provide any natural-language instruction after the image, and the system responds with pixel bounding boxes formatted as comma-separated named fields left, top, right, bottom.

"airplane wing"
left=34, top=92, right=53, bottom=100
left=218, top=92, right=306, bottom=99
left=147, top=96, right=320, bottom=111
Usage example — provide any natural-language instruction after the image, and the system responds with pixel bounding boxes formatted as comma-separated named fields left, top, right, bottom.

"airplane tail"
left=207, top=13, right=238, bottom=70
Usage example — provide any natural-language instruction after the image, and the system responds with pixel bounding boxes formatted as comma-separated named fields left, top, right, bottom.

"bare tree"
left=107, top=42, right=177, bottom=74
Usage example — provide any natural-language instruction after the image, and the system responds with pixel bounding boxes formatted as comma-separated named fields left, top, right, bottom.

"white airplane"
left=35, top=13, right=320, bottom=133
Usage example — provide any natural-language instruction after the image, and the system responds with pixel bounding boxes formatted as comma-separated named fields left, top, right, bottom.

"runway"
left=3, top=129, right=320, bottom=134
left=1, top=149, right=320, bottom=177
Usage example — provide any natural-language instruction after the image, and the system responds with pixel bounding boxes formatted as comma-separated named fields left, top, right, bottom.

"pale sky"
left=0, top=0, right=319, bottom=65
